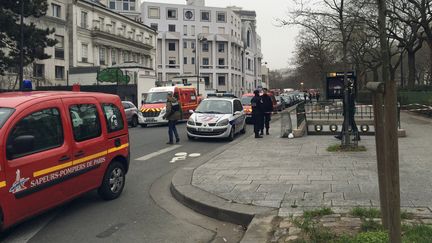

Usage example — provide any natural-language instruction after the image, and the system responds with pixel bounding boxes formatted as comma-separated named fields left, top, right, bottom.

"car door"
left=61, top=97, right=107, bottom=197
left=3, top=100, right=72, bottom=222
left=122, top=102, right=132, bottom=123
left=232, top=100, right=245, bottom=133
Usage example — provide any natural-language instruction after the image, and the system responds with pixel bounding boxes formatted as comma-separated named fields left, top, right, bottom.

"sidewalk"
left=189, top=112, right=432, bottom=216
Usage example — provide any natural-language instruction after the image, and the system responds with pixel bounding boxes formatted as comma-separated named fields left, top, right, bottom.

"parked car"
left=187, top=94, right=246, bottom=141
left=122, top=101, right=144, bottom=127
left=275, top=96, right=286, bottom=111
left=0, top=89, right=130, bottom=231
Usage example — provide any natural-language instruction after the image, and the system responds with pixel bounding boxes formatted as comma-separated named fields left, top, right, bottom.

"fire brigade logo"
left=9, top=169, right=29, bottom=194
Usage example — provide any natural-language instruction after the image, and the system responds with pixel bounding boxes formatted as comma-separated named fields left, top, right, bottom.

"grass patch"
left=292, top=216, right=336, bottom=242
left=351, top=207, right=381, bottom=218
left=304, top=207, right=334, bottom=218
left=401, top=211, right=414, bottom=220
left=327, top=144, right=367, bottom=152
left=361, top=219, right=384, bottom=232
left=402, top=224, right=432, bottom=242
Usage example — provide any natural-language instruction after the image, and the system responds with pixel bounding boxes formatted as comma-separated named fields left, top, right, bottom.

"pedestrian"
left=304, top=92, right=308, bottom=102
left=163, top=92, right=182, bottom=144
left=260, top=88, right=273, bottom=135
left=316, top=92, right=320, bottom=102
left=335, top=82, right=360, bottom=141
left=251, top=90, right=264, bottom=138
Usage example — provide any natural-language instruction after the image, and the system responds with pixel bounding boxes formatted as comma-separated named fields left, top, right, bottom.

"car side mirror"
left=189, top=110, right=194, bottom=114
left=7, top=135, right=35, bottom=159
left=234, top=111, right=242, bottom=115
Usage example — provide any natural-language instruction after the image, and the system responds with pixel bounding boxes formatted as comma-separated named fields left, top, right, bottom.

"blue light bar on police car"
left=207, top=93, right=237, bottom=98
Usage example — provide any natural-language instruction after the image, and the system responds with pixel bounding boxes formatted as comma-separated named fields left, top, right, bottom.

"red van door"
left=60, top=97, right=108, bottom=197
left=3, top=100, right=72, bottom=223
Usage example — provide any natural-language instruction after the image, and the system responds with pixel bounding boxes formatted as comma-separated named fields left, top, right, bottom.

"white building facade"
left=141, top=0, right=263, bottom=97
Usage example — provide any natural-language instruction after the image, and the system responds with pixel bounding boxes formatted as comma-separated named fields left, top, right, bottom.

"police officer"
left=260, top=88, right=273, bottom=135
left=251, top=90, right=264, bottom=138
left=163, top=92, right=182, bottom=144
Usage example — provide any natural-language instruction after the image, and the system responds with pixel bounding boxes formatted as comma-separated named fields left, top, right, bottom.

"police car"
left=186, top=94, right=246, bottom=141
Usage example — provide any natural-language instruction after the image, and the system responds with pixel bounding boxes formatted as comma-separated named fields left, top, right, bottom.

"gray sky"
left=142, top=0, right=298, bottom=70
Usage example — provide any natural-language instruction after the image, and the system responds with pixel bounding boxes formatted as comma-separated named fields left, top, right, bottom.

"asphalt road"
left=0, top=122, right=253, bottom=243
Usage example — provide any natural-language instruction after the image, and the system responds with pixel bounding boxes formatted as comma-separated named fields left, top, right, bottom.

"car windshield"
left=0, top=108, right=14, bottom=129
left=145, top=92, right=168, bottom=104
left=196, top=100, right=232, bottom=114
left=240, top=96, right=252, bottom=105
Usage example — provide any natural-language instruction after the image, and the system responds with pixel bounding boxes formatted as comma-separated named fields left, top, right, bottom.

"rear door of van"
left=3, top=99, right=72, bottom=224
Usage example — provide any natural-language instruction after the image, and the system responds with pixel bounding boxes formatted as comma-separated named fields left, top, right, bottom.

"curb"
left=170, top=131, right=276, bottom=226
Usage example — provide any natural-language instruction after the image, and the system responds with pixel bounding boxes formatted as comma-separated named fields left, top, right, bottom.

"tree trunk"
left=373, top=67, right=379, bottom=82
left=407, top=50, right=416, bottom=88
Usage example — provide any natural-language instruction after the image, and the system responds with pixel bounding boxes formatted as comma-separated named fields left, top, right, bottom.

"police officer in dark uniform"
left=251, top=90, right=264, bottom=138
left=260, top=88, right=273, bottom=135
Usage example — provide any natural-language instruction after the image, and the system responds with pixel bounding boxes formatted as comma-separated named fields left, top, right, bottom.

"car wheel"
left=98, top=161, right=126, bottom=200
left=227, top=127, right=235, bottom=141
left=131, top=116, right=138, bottom=127
left=240, top=123, right=246, bottom=134
left=140, top=124, right=148, bottom=128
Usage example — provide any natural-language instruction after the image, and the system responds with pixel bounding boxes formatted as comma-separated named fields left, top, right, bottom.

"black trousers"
left=261, top=113, right=271, bottom=131
left=253, top=114, right=263, bottom=135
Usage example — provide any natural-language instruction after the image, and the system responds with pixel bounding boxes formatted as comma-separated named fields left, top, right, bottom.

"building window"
left=191, top=57, right=195, bottom=65
left=150, top=23, right=158, bottom=31
left=202, top=58, right=209, bottom=65
left=109, top=0, right=116, bottom=9
left=168, top=59, right=176, bottom=68
left=33, top=64, right=44, bottom=78
left=99, top=47, right=106, bottom=65
left=148, top=7, right=160, bottom=19
left=112, top=49, right=117, bottom=65
left=54, top=35, right=64, bottom=60
left=247, top=30, right=251, bottom=47
left=191, top=42, right=195, bottom=49
left=191, top=25, right=195, bottom=36
left=55, top=66, right=64, bottom=79
left=248, top=59, right=251, bottom=70
left=81, top=11, right=88, bottom=28
left=81, top=44, right=88, bottom=62
left=218, top=43, right=225, bottom=53
left=183, top=25, right=187, bottom=36
left=201, top=11, right=210, bottom=21
left=168, top=42, right=176, bottom=51
left=167, top=8, right=177, bottom=19
left=168, top=24, right=176, bottom=32
left=202, top=26, right=209, bottom=33
left=184, top=57, right=187, bottom=64
left=218, top=76, right=226, bottom=86
left=184, top=9, right=194, bottom=21
left=217, top=12, right=226, bottom=22
left=202, top=42, right=209, bottom=52
left=183, top=41, right=187, bottom=49
left=218, top=58, right=225, bottom=66
left=52, top=3, right=61, bottom=18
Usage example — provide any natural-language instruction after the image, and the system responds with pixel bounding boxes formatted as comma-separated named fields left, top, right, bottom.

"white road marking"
left=135, top=145, right=182, bottom=161
left=189, top=153, right=201, bottom=158
left=170, top=156, right=187, bottom=163
left=175, top=152, right=188, bottom=157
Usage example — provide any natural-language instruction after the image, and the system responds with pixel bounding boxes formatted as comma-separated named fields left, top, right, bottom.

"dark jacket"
left=164, top=97, right=182, bottom=121
left=251, top=95, right=263, bottom=115
left=261, top=94, right=273, bottom=113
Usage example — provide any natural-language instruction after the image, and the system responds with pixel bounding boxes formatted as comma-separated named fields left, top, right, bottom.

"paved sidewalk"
left=191, top=112, right=432, bottom=217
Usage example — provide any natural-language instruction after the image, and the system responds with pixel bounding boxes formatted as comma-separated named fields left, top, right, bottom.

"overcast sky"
left=142, top=0, right=299, bottom=70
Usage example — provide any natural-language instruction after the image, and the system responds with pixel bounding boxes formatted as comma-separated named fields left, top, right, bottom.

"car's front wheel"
left=240, top=123, right=246, bottom=134
left=98, top=161, right=126, bottom=200
left=227, top=126, right=235, bottom=141
left=131, top=116, right=138, bottom=127
left=140, top=124, right=148, bottom=128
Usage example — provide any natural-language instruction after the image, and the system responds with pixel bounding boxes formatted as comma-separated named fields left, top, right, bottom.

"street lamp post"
left=195, top=34, right=207, bottom=97
left=19, top=0, right=25, bottom=91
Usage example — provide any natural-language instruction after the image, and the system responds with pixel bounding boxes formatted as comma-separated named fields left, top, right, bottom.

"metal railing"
left=305, top=101, right=374, bottom=120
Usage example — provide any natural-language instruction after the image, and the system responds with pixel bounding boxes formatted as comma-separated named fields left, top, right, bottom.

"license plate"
left=145, top=118, right=157, bottom=123
left=198, top=127, right=212, bottom=132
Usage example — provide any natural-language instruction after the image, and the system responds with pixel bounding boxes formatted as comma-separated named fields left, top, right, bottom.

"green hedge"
left=398, top=91, right=432, bottom=106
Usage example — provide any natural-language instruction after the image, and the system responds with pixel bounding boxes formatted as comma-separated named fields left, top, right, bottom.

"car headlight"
left=160, top=108, right=166, bottom=116
left=216, top=119, right=229, bottom=126
left=187, top=118, right=195, bottom=125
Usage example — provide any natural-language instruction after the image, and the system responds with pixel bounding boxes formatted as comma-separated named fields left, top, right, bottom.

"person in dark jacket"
left=335, top=83, right=360, bottom=141
left=260, top=88, right=273, bottom=135
left=251, top=90, right=264, bottom=138
left=163, top=92, right=183, bottom=144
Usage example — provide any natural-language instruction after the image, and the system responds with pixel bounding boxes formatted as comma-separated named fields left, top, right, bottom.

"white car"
left=187, top=95, right=246, bottom=141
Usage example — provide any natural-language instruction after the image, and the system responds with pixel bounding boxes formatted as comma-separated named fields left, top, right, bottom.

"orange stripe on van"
left=0, top=181, right=6, bottom=188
